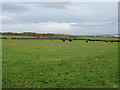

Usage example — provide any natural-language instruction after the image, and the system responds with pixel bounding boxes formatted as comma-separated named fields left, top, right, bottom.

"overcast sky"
left=1, top=2, right=118, bottom=35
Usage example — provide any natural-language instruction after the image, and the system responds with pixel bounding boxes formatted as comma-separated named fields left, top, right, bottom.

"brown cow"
left=105, top=40, right=113, bottom=43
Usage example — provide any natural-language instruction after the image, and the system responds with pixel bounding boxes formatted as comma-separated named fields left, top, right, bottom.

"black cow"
left=61, top=39, right=66, bottom=42
left=69, top=39, right=73, bottom=42
left=86, top=40, right=89, bottom=43
left=1, top=37, right=8, bottom=39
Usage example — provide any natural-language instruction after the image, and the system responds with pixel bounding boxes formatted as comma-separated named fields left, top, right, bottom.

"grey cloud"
left=2, top=3, right=28, bottom=13
left=118, top=2, right=120, bottom=23
left=33, top=2, right=70, bottom=9
left=1, top=2, right=118, bottom=35
left=3, top=2, right=117, bottom=23
left=2, top=2, right=117, bottom=23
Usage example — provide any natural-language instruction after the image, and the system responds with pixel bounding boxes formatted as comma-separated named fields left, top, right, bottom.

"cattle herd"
left=0, top=37, right=120, bottom=43
left=60, top=39, right=119, bottom=43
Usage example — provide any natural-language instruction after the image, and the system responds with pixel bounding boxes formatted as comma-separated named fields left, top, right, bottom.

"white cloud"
left=78, top=22, right=115, bottom=26
left=2, top=22, right=78, bottom=34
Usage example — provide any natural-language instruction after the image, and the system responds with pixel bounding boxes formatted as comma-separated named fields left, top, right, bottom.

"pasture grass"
left=0, top=35, right=119, bottom=40
left=2, top=40, right=118, bottom=88
left=77, top=36, right=119, bottom=40
left=0, top=35, right=36, bottom=38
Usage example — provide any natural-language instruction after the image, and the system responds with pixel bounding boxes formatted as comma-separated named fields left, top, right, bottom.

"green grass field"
left=2, top=39, right=118, bottom=88
left=76, top=36, right=119, bottom=40
left=0, top=35, right=37, bottom=38
left=1, top=35, right=119, bottom=40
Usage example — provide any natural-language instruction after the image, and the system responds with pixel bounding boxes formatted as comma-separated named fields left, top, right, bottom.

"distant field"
left=2, top=39, right=118, bottom=88
left=77, top=36, right=119, bottom=40
left=0, top=35, right=36, bottom=38
left=0, top=35, right=119, bottom=40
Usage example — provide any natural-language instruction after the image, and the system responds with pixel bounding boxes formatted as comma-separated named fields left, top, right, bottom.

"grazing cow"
left=63, top=40, right=65, bottom=42
left=91, top=40, right=95, bottom=42
left=111, top=41, right=113, bottom=43
left=11, top=38, right=16, bottom=39
left=105, top=40, right=109, bottom=42
left=1, top=37, right=7, bottom=39
left=69, top=39, right=73, bottom=42
left=105, top=40, right=113, bottom=43
left=86, top=40, right=89, bottom=43
left=61, top=39, right=65, bottom=42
